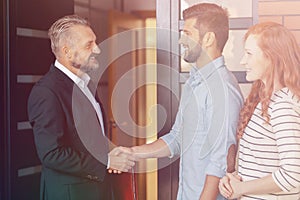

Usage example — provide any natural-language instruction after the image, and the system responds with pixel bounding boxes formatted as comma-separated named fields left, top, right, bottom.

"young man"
left=27, top=15, right=135, bottom=200
left=116, top=3, right=243, bottom=199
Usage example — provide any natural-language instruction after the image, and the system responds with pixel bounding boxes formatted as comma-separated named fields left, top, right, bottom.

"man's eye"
left=184, top=32, right=190, bottom=36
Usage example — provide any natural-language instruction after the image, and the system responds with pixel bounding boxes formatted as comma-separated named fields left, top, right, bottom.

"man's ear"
left=202, top=32, right=216, bottom=48
left=62, top=46, right=71, bottom=59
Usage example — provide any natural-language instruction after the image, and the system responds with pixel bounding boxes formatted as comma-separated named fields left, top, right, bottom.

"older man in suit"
left=27, top=15, right=135, bottom=200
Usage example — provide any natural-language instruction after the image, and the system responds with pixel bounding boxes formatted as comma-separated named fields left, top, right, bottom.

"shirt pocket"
left=181, top=91, right=208, bottom=132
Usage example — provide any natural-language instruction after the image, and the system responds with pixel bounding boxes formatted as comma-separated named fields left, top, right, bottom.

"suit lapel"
left=72, top=86, right=109, bottom=164
left=51, top=65, right=109, bottom=164
left=88, top=81, right=108, bottom=134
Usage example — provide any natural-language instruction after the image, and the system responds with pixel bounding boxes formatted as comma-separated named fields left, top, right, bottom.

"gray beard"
left=71, top=57, right=99, bottom=73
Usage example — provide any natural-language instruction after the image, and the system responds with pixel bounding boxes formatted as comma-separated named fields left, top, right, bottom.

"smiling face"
left=67, top=25, right=101, bottom=73
left=240, top=34, right=269, bottom=83
left=179, top=17, right=203, bottom=63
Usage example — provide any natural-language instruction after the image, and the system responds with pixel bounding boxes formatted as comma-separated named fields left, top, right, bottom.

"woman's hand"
left=219, top=172, right=243, bottom=199
left=219, top=175, right=232, bottom=198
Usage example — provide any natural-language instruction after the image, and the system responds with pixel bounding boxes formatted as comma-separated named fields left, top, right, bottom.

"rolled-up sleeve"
left=271, top=101, right=300, bottom=192
left=160, top=110, right=182, bottom=158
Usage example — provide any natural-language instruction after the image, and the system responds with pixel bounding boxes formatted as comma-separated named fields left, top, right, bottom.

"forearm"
left=131, top=139, right=171, bottom=159
left=239, top=175, right=282, bottom=196
left=42, top=146, right=106, bottom=179
left=199, top=175, right=220, bottom=200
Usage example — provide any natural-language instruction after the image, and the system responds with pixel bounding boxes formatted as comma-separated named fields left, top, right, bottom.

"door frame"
left=2, top=0, right=12, bottom=198
left=156, top=1, right=180, bottom=199
left=107, top=10, right=146, bottom=200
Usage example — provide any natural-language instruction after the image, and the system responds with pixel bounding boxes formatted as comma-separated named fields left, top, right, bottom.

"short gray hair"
left=48, top=15, right=90, bottom=56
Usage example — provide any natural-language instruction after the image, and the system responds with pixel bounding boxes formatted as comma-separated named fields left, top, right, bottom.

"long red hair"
left=237, top=22, right=300, bottom=138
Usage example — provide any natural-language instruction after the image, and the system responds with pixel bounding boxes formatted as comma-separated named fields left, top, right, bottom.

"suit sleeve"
left=28, top=85, right=107, bottom=181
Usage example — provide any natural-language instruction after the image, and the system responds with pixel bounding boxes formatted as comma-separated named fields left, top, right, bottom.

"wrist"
left=238, top=181, right=247, bottom=197
left=131, top=146, right=143, bottom=158
left=107, top=154, right=111, bottom=169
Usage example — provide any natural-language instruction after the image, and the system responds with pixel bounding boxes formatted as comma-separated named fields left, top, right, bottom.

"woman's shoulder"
left=270, top=87, right=300, bottom=117
left=272, top=87, right=299, bottom=103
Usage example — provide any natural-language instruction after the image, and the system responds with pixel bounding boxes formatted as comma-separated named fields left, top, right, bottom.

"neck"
left=196, top=49, right=221, bottom=68
left=273, top=79, right=284, bottom=92
left=262, top=77, right=284, bottom=94
left=57, top=58, right=82, bottom=77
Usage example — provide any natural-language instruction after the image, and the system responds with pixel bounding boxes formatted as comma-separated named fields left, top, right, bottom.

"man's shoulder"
left=28, top=66, right=73, bottom=106
left=219, top=66, right=241, bottom=88
left=217, top=65, right=237, bottom=81
left=34, top=66, right=68, bottom=90
left=28, top=71, right=65, bottom=105
left=215, top=66, right=244, bottom=102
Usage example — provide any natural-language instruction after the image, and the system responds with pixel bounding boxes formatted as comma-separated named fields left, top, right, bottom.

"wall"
left=259, top=0, right=300, bottom=44
left=123, top=0, right=155, bottom=13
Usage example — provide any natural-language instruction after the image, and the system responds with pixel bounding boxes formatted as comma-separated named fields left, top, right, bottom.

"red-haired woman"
left=219, top=22, right=300, bottom=199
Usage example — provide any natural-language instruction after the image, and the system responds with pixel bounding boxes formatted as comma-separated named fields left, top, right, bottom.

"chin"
left=83, top=62, right=99, bottom=71
left=245, top=75, right=257, bottom=82
left=184, top=55, right=197, bottom=63
left=245, top=76, right=252, bottom=82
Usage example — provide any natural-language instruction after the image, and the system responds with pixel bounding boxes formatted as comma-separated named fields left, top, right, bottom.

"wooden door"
left=107, top=10, right=146, bottom=200
left=1, top=0, right=74, bottom=200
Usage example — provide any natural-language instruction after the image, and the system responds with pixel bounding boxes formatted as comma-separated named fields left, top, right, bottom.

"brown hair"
left=237, top=22, right=300, bottom=138
left=183, top=3, right=229, bottom=52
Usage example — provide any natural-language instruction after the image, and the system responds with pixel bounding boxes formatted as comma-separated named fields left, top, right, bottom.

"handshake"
left=106, top=139, right=167, bottom=173
left=107, top=146, right=141, bottom=174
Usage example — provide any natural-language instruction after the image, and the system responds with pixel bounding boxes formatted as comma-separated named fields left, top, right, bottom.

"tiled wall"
left=259, top=0, right=300, bottom=43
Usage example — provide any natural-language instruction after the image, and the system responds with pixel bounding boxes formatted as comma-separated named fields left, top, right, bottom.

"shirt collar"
left=54, top=60, right=90, bottom=89
left=188, top=56, right=225, bottom=87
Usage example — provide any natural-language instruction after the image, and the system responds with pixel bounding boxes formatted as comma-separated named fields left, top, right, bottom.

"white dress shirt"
left=54, top=60, right=105, bottom=135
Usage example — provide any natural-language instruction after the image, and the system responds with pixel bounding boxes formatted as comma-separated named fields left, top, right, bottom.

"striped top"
left=238, top=87, right=300, bottom=199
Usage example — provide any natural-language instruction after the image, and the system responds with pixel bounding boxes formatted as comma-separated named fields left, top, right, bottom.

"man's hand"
left=108, top=146, right=137, bottom=173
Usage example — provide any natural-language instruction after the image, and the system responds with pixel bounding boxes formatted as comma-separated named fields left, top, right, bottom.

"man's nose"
left=178, top=35, right=185, bottom=45
left=93, top=44, right=101, bottom=54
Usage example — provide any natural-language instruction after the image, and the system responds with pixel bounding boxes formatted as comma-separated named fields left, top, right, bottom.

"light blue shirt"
left=161, top=56, right=244, bottom=200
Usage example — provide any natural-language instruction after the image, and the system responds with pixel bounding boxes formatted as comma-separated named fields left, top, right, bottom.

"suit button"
left=86, top=175, right=92, bottom=179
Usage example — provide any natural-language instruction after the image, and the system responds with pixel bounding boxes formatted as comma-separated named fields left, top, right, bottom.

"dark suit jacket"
left=28, top=65, right=111, bottom=200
